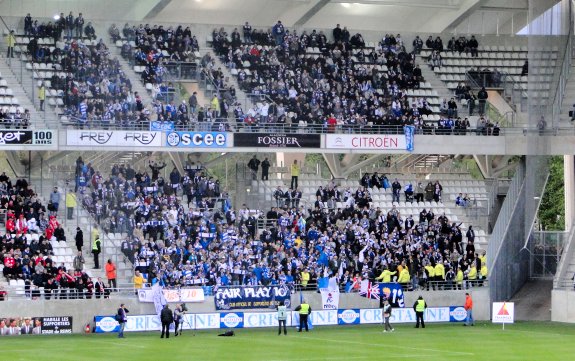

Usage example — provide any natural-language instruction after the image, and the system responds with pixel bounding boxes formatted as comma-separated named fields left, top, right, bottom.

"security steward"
left=160, top=304, right=174, bottom=338
left=295, top=299, right=311, bottom=332
left=91, top=232, right=101, bottom=269
left=413, top=295, right=427, bottom=328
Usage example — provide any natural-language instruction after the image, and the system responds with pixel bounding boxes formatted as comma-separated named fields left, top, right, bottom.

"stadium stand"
left=205, top=24, right=504, bottom=135
left=111, top=23, right=237, bottom=130
left=69, top=156, right=488, bottom=293
left=0, top=174, right=97, bottom=300
left=12, top=14, right=156, bottom=129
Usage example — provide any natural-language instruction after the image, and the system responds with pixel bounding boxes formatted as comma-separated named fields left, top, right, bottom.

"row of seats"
left=435, top=66, right=553, bottom=76
left=0, top=73, right=19, bottom=107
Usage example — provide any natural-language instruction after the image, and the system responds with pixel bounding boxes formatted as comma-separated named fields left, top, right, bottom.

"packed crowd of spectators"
left=20, top=14, right=154, bottom=128
left=0, top=173, right=102, bottom=300
left=211, top=22, right=433, bottom=133
left=73, top=152, right=487, bottom=292
left=111, top=23, right=200, bottom=86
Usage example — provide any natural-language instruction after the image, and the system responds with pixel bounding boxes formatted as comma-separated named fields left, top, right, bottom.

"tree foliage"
left=539, top=156, right=565, bottom=231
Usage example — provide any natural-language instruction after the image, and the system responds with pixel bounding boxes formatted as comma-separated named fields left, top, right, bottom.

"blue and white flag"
left=150, top=120, right=175, bottom=131
left=319, top=277, right=340, bottom=310
left=404, top=125, right=415, bottom=152
left=379, top=283, right=405, bottom=308
left=152, top=283, right=167, bottom=316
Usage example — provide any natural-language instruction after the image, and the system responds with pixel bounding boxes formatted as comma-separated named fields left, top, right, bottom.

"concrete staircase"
left=0, top=58, right=53, bottom=128
left=206, top=47, right=259, bottom=128
left=417, top=59, right=469, bottom=117
left=105, top=41, right=155, bottom=110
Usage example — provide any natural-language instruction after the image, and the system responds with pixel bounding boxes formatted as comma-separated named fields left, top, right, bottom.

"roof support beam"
left=144, top=0, right=173, bottom=20
left=294, top=0, right=331, bottom=26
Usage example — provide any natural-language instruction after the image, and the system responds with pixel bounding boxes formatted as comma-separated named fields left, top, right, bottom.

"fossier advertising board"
left=94, top=307, right=464, bottom=333
left=166, top=131, right=228, bottom=148
left=66, top=130, right=162, bottom=147
left=234, top=133, right=320, bottom=148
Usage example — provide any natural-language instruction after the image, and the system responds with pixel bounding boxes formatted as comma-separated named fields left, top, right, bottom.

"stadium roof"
left=148, top=0, right=557, bottom=34
left=0, top=0, right=560, bottom=35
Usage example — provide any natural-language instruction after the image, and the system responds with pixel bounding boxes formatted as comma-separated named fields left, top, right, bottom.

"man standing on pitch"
left=413, top=295, right=427, bottom=328
left=295, top=299, right=311, bottom=332
left=117, top=304, right=129, bottom=338
left=464, top=293, right=474, bottom=326
left=277, top=300, right=287, bottom=335
left=174, top=303, right=185, bottom=336
left=382, top=299, right=394, bottom=332
left=160, top=304, right=174, bottom=338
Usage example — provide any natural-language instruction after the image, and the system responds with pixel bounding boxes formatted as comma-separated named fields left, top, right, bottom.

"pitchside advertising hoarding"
left=0, top=316, right=72, bottom=335
left=166, top=131, right=228, bottom=148
left=66, top=130, right=162, bottom=147
left=234, top=133, right=321, bottom=148
left=0, top=130, right=55, bottom=146
left=93, top=307, right=466, bottom=333
left=325, top=126, right=415, bottom=151
left=492, top=302, right=514, bottom=324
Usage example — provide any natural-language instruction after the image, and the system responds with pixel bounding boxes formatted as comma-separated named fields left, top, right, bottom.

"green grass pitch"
left=2, top=322, right=574, bottom=361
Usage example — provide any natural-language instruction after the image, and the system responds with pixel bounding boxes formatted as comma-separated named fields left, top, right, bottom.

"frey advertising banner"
left=137, top=288, right=205, bottom=303
left=66, top=130, right=162, bottom=147
left=234, top=133, right=321, bottom=148
left=0, top=316, right=73, bottom=335
left=94, top=307, right=466, bottom=333
left=0, top=130, right=55, bottom=146
left=166, top=131, right=228, bottom=148
left=214, top=285, right=292, bottom=310
left=325, top=126, right=415, bottom=151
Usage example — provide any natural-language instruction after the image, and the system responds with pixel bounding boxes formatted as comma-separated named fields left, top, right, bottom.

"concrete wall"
left=551, top=289, right=575, bottom=322
left=0, top=288, right=490, bottom=333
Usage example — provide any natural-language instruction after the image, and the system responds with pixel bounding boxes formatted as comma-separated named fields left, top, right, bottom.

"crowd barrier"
left=93, top=306, right=468, bottom=333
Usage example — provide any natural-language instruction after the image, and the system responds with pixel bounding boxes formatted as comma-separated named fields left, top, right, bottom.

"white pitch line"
left=266, top=356, right=369, bottom=361
left=88, top=339, right=147, bottom=348
left=300, top=335, right=475, bottom=356
left=266, top=354, right=440, bottom=361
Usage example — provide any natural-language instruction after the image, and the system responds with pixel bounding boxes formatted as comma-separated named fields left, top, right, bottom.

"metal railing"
left=550, top=23, right=574, bottom=128
left=486, top=102, right=516, bottom=127
left=24, top=120, right=575, bottom=136
left=554, top=225, right=575, bottom=288
left=0, top=278, right=489, bottom=301
left=487, top=159, right=526, bottom=302
left=466, top=70, right=528, bottom=113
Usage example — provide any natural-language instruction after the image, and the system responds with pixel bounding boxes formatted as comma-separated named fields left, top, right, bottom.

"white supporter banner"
left=138, top=287, right=205, bottom=303
left=66, top=130, right=162, bottom=147
left=320, top=289, right=340, bottom=310
left=325, top=134, right=408, bottom=150
left=492, top=302, right=514, bottom=324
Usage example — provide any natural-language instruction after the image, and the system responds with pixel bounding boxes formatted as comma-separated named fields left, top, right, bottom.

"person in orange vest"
left=105, top=259, right=117, bottom=291
left=464, top=292, right=474, bottom=326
